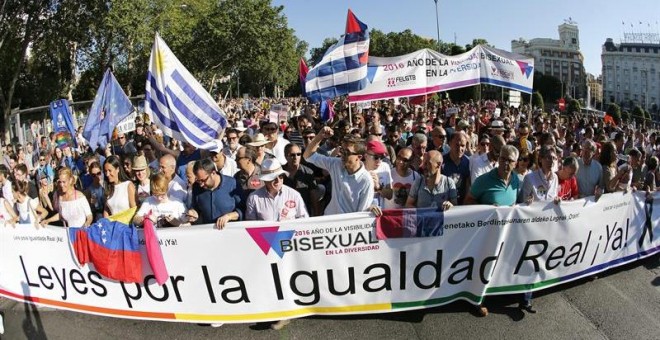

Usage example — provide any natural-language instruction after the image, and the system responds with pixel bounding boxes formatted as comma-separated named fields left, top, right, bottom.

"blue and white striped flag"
left=304, top=9, right=370, bottom=103
left=145, top=33, right=227, bottom=151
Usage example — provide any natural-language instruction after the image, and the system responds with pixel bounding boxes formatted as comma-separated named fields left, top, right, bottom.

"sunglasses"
left=367, top=153, right=384, bottom=160
left=397, top=157, right=410, bottom=162
left=91, top=172, right=102, bottom=177
left=288, top=153, right=302, bottom=157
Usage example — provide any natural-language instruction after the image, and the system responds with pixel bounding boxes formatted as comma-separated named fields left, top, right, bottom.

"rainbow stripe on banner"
left=0, top=192, right=657, bottom=323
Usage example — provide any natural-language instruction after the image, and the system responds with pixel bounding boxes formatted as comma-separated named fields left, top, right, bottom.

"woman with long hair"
left=41, top=167, right=92, bottom=227
left=132, top=154, right=151, bottom=205
left=103, top=155, right=137, bottom=217
left=7, top=180, right=48, bottom=226
left=600, top=141, right=630, bottom=193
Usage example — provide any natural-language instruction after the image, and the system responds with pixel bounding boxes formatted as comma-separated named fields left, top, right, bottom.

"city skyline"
left=274, top=0, right=660, bottom=77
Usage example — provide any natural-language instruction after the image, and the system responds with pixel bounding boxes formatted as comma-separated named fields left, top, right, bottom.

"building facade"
left=586, top=73, right=603, bottom=109
left=601, top=37, right=660, bottom=121
left=511, top=22, right=587, bottom=100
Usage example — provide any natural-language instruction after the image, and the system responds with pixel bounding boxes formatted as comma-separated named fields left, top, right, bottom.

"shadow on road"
left=21, top=282, right=47, bottom=340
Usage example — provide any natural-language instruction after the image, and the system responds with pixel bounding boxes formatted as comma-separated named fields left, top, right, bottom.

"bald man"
left=159, top=154, right=187, bottom=203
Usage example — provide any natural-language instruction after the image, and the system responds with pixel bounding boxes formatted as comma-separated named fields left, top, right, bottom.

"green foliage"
left=632, top=105, right=644, bottom=119
left=533, top=71, right=562, bottom=104
left=607, top=103, right=622, bottom=124
left=532, top=92, right=544, bottom=110
left=621, top=110, right=630, bottom=123
left=567, top=98, right=581, bottom=114
left=369, top=29, right=438, bottom=57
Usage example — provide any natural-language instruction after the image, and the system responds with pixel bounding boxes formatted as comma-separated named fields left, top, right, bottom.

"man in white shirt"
left=158, top=154, right=187, bottom=203
left=303, top=127, right=375, bottom=215
left=222, top=128, right=243, bottom=160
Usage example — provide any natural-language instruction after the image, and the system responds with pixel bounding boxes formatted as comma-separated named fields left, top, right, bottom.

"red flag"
left=69, top=219, right=142, bottom=283
left=144, top=214, right=169, bottom=285
left=604, top=114, right=617, bottom=126
left=299, top=58, right=309, bottom=94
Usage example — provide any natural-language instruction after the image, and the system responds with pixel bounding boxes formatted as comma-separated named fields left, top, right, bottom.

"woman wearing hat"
left=133, top=154, right=151, bottom=205
left=247, top=133, right=273, bottom=166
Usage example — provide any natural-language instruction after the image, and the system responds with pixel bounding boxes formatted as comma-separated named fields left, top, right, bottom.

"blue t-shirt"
left=442, top=153, right=470, bottom=204
left=470, top=168, right=520, bottom=206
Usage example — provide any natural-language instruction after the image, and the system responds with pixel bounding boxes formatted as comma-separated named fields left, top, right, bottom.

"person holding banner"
left=464, top=145, right=521, bottom=316
left=187, top=158, right=244, bottom=230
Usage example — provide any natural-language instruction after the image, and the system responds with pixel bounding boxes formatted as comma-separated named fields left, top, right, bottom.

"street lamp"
left=434, top=0, right=440, bottom=51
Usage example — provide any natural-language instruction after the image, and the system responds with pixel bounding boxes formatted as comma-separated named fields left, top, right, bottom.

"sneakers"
left=271, top=319, right=291, bottom=330
left=210, top=323, right=224, bottom=327
left=520, top=303, right=537, bottom=314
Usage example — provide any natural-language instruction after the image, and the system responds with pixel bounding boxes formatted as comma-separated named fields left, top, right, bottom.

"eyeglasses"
left=397, top=157, right=410, bottom=162
left=340, top=149, right=360, bottom=156
left=498, top=157, right=517, bottom=164
left=288, top=153, right=302, bottom=157
left=196, top=174, right=212, bottom=185
left=367, top=153, right=383, bottom=160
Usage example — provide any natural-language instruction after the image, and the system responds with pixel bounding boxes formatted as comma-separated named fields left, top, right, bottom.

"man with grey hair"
left=410, top=133, right=428, bottom=171
left=576, top=139, right=602, bottom=198
left=463, top=144, right=520, bottom=317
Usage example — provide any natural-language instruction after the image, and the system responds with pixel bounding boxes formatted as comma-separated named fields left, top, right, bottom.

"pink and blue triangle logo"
left=516, top=61, right=534, bottom=78
left=246, top=227, right=295, bottom=258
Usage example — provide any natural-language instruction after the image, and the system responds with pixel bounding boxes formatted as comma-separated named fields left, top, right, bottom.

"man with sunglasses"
left=364, top=140, right=393, bottom=208
left=246, top=158, right=308, bottom=222
left=385, top=147, right=418, bottom=209
left=303, top=126, right=374, bottom=215
left=283, top=143, right=322, bottom=216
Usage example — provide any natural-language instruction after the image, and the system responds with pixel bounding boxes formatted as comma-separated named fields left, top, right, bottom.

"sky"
left=273, top=0, right=660, bottom=77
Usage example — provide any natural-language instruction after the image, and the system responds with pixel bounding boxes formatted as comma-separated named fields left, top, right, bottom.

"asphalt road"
left=1, top=254, right=659, bottom=340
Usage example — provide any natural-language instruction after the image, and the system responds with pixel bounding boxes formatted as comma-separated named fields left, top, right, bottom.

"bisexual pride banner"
left=0, top=192, right=657, bottom=324
left=348, top=45, right=534, bottom=102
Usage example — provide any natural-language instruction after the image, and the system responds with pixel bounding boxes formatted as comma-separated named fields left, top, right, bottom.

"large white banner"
left=0, top=192, right=657, bottom=323
left=348, top=45, right=535, bottom=102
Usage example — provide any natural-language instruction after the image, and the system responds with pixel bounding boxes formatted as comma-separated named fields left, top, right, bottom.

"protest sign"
left=115, top=111, right=138, bottom=134
left=348, top=45, right=534, bottom=102
left=1, top=193, right=657, bottom=323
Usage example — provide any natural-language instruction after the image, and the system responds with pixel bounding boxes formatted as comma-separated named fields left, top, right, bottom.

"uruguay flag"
left=376, top=208, right=444, bottom=239
left=145, top=33, right=227, bottom=151
left=304, top=9, right=369, bottom=103
left=69, top=219, right=143, bottom=283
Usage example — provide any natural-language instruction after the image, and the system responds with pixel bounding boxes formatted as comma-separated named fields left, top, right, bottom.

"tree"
left=309, top=37, right=338, bottom=67
left=621, top=110, right=630, bottom=123
left=0, top=0, right=53, bottom=137
left=369, top=29, right=438, bottom=57
left=567, top=98, right=581, bottom=114
left=632, top=105, right=645, bottom=125
left=533, top=72, right=562, bottom=104
left=532, top=91, right=544, bottom=110
left=607, top=103, right=622, bottom=124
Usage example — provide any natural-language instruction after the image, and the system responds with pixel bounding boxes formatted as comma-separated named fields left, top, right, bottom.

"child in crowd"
left=132, top=173, right=186, bottom=228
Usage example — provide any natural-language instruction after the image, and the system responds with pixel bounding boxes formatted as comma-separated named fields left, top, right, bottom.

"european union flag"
left=83, top=69, right=134, bottom=150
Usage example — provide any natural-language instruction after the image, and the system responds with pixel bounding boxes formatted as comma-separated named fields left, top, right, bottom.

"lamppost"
left=433, top=0, right=440, bottom=51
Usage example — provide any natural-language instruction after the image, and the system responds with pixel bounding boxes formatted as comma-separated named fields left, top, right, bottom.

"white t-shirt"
left=470, top=152, right=495, bottom=183
left=520, top=169, right=559, bottom=202
left=136, top=196, right=186, bottom=224
left=370, top=162, right=393, bottom=208
left=220, top=156, right=239, bottom=177
left=168, top=175, right=188, bottom=203
left=267, top=137, right=291, bottom=165
left=385, top=169, right=419, bottom=209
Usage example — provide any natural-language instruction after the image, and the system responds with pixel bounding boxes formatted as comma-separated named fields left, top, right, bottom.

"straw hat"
left=258, top=159, right=288, bottom=182
left=248, top=133, right=269, bottom=147
left=132, top=155, right=148, bottom=170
